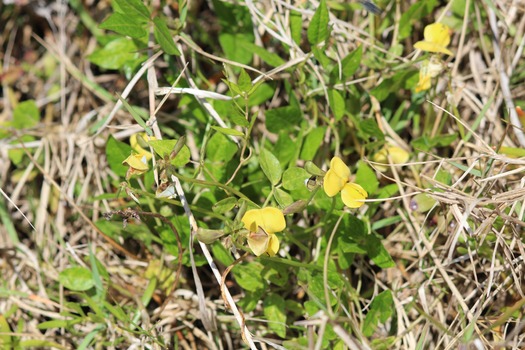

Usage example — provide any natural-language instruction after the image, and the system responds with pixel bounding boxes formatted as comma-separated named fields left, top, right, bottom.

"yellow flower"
left=414, top=23, right=453, bottom=56
left=241, top=207, right=286, bottom=257
left=373, top=145, right=410, bottom=171
left=323, top=156, right=369, bottom=208
left=341, top=183, right=368, bottom=208
left=130, top=133, right=156, bottom=160
left=122, top=153, right=149, bottom=178
left=323, top=156, right=351, bottom=197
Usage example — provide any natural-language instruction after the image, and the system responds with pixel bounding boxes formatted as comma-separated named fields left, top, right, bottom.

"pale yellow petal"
left=427, top=55, right=445, bottom=78
left=130, top=133, right=156, bottom=160
left=414, top=41, right=453, bottom=56
left=341, top=183, right=368, bottom=208
left=247, top=228, right=269, bottom=256
left=123, top=154, right=149, bottom=171
left=424, top=23, right=451, bottom=48
left=386, top=146, right=410, bottom=164
left=415, top=71, right=432, bottom=93
left=265, top=233, right=280, bottom=257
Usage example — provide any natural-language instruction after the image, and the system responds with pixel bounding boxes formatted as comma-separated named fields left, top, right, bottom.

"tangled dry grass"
left=1, top=0, right=525, bottom=349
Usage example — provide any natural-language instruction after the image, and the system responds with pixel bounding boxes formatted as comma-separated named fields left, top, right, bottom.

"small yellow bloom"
left=130, top=133, right=156, bottom=160
left=341, top=183, right=368, bottom=208
left=373, top=145, right=410, bottom=171
left=241, top=207, right=285, bottom=257
left=323, top=156, right=350, bottom=197
left=414, top=23, right=453, bottom=56
left=122, top=153, right=149, bottom=178
left=322, top=156, right=369, bottom=209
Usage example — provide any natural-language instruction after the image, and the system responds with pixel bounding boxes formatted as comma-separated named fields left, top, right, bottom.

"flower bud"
left=196, top=228, right=226, bottom=244
left=283, top=200, right=307, bottom=215
left=304, top=161, right=325, bottom=176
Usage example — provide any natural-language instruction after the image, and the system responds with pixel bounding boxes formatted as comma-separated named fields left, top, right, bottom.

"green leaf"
left=237, top=68, right=252, bottom=92
left=282, top=167, right=309, bottom=191
left=265, top=105, right=302, bottom=133
left=211, top=126, right=244, bottom=137
left=37, top=319, right=79, bottom=330
left=206, top=132, right=238, bottom=163
left=260, top=148, right=282, bottom=186
left=357, top=118, right=384, bottom=140
left=234, top=262, right=266, bottom=292
left=106, top=135, right=131, bottom=177
left=153, top=17, right=180, bottom=55
left=328, top=89, right=345, bottom=121
left=99, top=13, right=147, bottom=38
left=59, top=267, right=94, bottom=291
left=340, top=46, right=363, bottom=79
left=398, top=0, right=438, bottom=40
left=290, top=10, right=303, bottom=45
left=300, top=127, right=325, bottom=160
left=411, top=134, right=458, bottom=152
left=365, top=235, right=395, bottom=268
left=370, top=70, right=417, bottom=102
left=103, top=301, right=129, bottom=323
left=8, top=135, right=34, bottom=165
left=363, top=290, right=394, bottom=336
left=148, top=139, right=190, bottom=166
left=263, top=294, right=287, bottom=338
left=239, top=41, right=285, bottom=68
left=114, top=0, right=150, bottom=21
left=212, top=197, right=238, bottom=214
left=247, top=83, right=275, bottom=107
left=355, top=161, right=379, bottom=194
left=275, top=188, right=293, bottom=207
left=219, top=33, right=254, bottom=64
left=307, top=0, right=329, bottom=45
left=88, top=37, right=140, bottom=70
left=274, top=130, right=298, bottom=166
left=18, top=340, right=68, bottom=349
left=212, top=243, right=235, bottom=266
left=13, top=100, right=39, bottom=129
left=0, top=315, right=13, bottom=347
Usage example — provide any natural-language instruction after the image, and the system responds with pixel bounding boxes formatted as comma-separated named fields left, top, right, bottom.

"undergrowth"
left=1, top=0, right=525, bottom=349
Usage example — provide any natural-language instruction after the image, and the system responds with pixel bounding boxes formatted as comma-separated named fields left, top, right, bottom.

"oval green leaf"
left=259, top=148, right=282, bottom=186
left=58, top=266, right=94, bottom=291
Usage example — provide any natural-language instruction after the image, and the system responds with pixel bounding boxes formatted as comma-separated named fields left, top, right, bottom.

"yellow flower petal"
left=266, top=233, right=280, bottom=257
left=123, top=153, right=149, bottom=171
left=414, top=23, right=453, bottom=56
left=341, top=183, right=368, bottom=208
left=241, top=207, right=286, bottom=234
left=374, top=146, right=410, bottom=171
left=330, top=156, right=351, bottom=179
left=373, top=146, right=410, bottom=171
left=415, top=70, right=432, bottom=93
left=414, top=41, right=453, bottom=56
left=323, top=157, right=350, bottom=197
left=247, top=227, right=270, bottom=256
left=130, top=133, right=156, bottom=160
left=424, top=23, right=451, bottom=47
